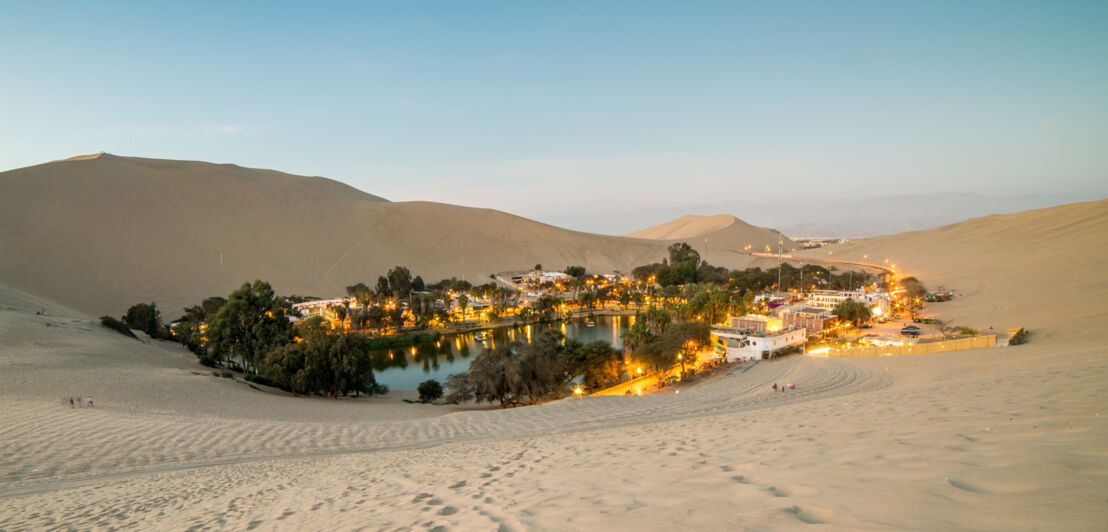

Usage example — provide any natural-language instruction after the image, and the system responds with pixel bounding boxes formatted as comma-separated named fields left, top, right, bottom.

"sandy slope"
left=624, top=214, right=738, bottom=240
left=1, top=199, right=1107, bottom=530
left=798, top=198, right=1108, bottom=338
left=0, top=154, right=690, bottom=317
left=626, top=213, right=794, bottom=270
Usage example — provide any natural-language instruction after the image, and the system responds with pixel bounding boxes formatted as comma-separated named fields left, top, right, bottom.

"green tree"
left=579, top=290, right=597, bottom=310
left=418, top=379, right=444, bottom=403
left=334, top=304, right=348, bottom=327
left=387, top=266, right=413, bottom=298
left=467, top=343, right=516, bottom=407
left=207, top=280, right=290, bottom=374
left=457, top=294, right=469, bottom=319
left=565, top=265, right=587, bottom=279
left=900, top=276, right=927, bottom=300
left=376, top=276, right=390, bottom=296
left=411, top=276, right=426, bottom=292
left=638, top=321, right=709, bottom=376
left=263, top=330, right=376, bottom=397
left=561, top=340, right=624, bottom=389
left=124, top=302, right=162, bottom=337
left=366, top=306, right=385, bottom=335
left=444, top=372, right=475, bottom=403
left=511, top=330, right=565, bottom=404
left=667, top=242, right=701, bottom=267
left=833, top=298, right=872, bottom=326
left=466, top=330, right=566, bottom=407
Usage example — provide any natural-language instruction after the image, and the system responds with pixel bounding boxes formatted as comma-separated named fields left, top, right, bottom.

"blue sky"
left=2, top=1, right=1105, bottom=221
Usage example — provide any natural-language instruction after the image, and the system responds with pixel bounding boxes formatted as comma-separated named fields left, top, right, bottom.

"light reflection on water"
left=372, top=315, right=634, bottom=390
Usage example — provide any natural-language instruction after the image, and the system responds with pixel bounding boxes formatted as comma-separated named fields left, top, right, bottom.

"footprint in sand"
left=782, top=505, right=840, bottom=524
left=779, top=485, right=819, bottom=497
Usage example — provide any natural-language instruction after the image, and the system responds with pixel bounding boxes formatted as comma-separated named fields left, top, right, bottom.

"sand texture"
left=1, top=182, right=1106, bottom=528
left=0, top=155, right=699, bottom=317
left=626, top=213, right=793, bottom=253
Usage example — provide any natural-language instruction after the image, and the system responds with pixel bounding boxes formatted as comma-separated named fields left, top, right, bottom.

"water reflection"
left=371, top=315, right=635, bottom=390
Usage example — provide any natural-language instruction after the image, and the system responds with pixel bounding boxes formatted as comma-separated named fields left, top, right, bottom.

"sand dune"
left=1, top=182, right=1106, bottom=528
left=624, top=214, right=738, bottom=240
left=0, top=154, right=682, bottom=316
left=798, top=198, right=1108, bottom=337
left=626, top=213, right=791, bottom=251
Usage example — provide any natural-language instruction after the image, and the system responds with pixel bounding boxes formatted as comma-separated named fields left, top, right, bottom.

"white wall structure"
left=711, top=326, right=807, bottom=362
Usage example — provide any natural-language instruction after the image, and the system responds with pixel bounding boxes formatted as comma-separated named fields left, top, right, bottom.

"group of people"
left=771, top=383, right=796, bottom=392
left=68, top=396, right=93, bottom=408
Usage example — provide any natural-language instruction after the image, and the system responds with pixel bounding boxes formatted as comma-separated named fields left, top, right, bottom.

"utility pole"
left=777, top=234, right=784, bottom=292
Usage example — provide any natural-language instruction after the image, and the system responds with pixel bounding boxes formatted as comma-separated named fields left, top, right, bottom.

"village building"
left=710, top=322, right=807, bottom=362
left=807, top=289, right=891, bottom=318
left=774, top=304, right=837, bottom=336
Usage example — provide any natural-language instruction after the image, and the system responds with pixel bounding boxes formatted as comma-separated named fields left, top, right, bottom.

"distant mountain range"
left=536, top=192, right=1094, bottom=238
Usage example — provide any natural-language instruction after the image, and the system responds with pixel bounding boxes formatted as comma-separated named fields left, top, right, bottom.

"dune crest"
left=624, top=214, right=738, bottom=240
left=0, top=154, right=682, bottom=316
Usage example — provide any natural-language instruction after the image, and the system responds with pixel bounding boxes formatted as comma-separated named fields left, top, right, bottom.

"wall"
left=809, top=335, right=996, bottom=357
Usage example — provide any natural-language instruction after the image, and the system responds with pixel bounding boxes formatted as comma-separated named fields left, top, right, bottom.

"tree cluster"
left=445, top=330, right=569, bottom=407
left=206, top=281, right=292, bottom=373
left=900, top=276, right=927, bottom=300
left=621, top=307, right=710, bottom=375
left=560, top=340, right=624, bottom=389
left=630, top=242, right=872, bottom=293
left=264, top=328, right=378, bottom=397
left=832, top=298, right=872, bottom=326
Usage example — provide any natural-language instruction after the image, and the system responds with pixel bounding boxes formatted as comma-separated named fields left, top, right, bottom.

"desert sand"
left=0, top=154, right=690, bottom=317
left=1, top=181, right=1106, bottom=529
left=626, top=213, right=794, bottom=266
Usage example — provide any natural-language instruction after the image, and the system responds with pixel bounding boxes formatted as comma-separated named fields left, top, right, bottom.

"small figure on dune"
left=69, top=397, right=74, bottom=408
left=790, top=383, right=796, bottom=390
left=772, top=383, right=778, bottom=392
left=87, top=396, right=94, bottom=407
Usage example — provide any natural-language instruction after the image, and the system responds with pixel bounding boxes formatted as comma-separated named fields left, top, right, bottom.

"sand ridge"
left=0, top=155, right=700, bottom=317
left=1, top=185, right=1107, bottom=528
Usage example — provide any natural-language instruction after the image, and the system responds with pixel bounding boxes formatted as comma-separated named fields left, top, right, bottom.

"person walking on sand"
left=87, top=396, right=93, bottom=407
left=772, top=383, right=778, bottom=392
left=69, top=397, right=74, bottom=408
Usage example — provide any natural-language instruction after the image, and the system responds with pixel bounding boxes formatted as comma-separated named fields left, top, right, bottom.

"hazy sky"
left=2, top=1, right=1106, bottom=220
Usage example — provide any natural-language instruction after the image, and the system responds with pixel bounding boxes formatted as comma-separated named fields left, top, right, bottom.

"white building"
left=710, top=326, right=807, bottom=362
left=291, top=297, right=357, bottom=320
left=808, top=289, right=890, bottom=317
left=539, top=271, right=573, bottom=283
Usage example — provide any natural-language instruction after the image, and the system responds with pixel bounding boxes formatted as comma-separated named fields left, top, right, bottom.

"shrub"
left=244, top=373, right=281, bottom=388
left=123, top=302, right=162, bottom=337
left=417, top=379, right=444, bottom=403
left=369, top=383, right=389, bottom=396
left=957, top=327, right=979, bottom=336
left=99, top=316, right=138, bottom=339
left=364, top=332, right=440, bottom=350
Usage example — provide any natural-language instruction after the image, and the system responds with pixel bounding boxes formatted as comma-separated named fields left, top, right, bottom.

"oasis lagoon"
left=371, top=315, right=634, bottom=390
